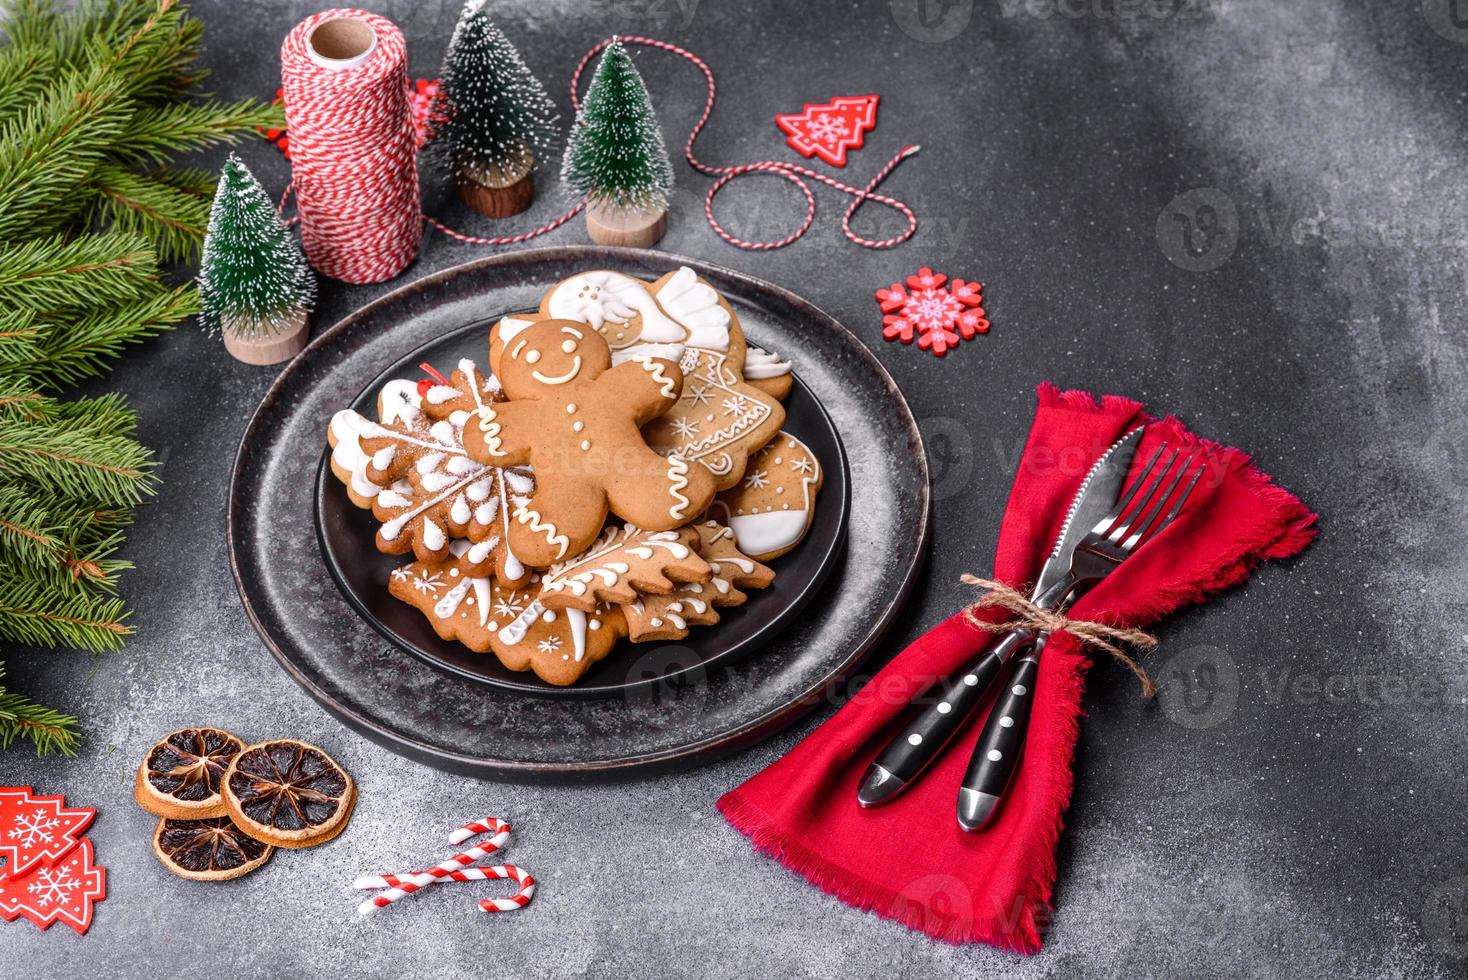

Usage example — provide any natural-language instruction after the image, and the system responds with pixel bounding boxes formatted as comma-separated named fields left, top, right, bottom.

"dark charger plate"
left=314, top=320, right=851, bottom=698
left=229, top=247, right=929, bottom=778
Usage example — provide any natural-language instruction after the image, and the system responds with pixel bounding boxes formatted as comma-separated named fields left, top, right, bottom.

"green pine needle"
left=0, top=232, right=159, bottom=312
left=0, top=666, right=80, bottom=756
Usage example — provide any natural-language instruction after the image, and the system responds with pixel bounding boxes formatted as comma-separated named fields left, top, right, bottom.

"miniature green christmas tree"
left=434, top=0, right=559, bottom=185
left=199, top=155, right=315, bottom=338
left=561, top=38, right=674, bottom=214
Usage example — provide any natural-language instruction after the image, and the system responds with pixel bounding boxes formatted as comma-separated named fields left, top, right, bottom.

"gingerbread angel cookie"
left=640, top=269, right=786, bottom=490
left=465, top=319, right=717, bottom=567
left=540, top=270, right=687, bottom=364
left=537, top=524, right=712, bottom=612
left=707, top=431, right=824, bottom=561
left=620, top=520, right=775, bottom=642
left=742, top=345, right=793, bottom=402
left=389, top=543, right=626, bottom=686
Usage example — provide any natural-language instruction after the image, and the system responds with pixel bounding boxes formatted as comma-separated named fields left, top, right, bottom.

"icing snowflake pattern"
left=411, top=571, right=444, bottom=594
left=671, top=417, right=700, bottom=438
left=744, top=469, right=770, bottom=490
left=493, top=592, right=526, bottom=619
left=537, top=637, right=562, bottom=654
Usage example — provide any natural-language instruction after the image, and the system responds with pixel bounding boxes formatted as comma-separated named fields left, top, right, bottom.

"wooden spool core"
left=222, top=309, right=310, bottom=366
left=585, top=201, right=668, bottom=248
left=458, top=150, right=535, bottom=219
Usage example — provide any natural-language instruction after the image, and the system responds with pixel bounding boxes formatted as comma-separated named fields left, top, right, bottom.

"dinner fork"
left=957, top=444, right=1205, bottom=831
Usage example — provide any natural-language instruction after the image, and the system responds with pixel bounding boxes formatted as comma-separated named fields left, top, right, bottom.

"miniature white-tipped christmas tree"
left=562, top=38, right=674, bottom=228
left=435, top=0, right=559, bottom=192
left=199, top=154, right=315, bottom=344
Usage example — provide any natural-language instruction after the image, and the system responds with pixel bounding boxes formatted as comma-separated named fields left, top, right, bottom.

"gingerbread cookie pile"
left=328, top=268, right=825, bottom=685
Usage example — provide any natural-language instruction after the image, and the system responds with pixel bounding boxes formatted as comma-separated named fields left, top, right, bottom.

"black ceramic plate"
left=313, top=320, right=851, bottom=698
left=229, top=247, right=928, bottom=778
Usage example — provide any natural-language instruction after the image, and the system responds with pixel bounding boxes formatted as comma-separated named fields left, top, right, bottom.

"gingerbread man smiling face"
left=466, top=319, right=718, bottom=567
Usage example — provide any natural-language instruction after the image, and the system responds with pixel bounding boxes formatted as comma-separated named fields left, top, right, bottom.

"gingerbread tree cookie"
left=463, top=319, right=717, bottom=566
left=390, top=543, right=627, bottom=686
left=620, top=520, right=774, bottom=641
left=537, top=523, right=712, bottom=612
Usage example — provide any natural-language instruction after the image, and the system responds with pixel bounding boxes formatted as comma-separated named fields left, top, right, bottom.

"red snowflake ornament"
left=775, top=95, right=880, bottom=167
left=0, top=838, right=106, bottom=935
left=0, top=787, right=94, bottom=878
left=876, top=268, right=989, bottom=358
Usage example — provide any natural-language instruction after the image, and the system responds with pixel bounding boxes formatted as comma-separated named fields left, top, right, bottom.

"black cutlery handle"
left=858, top=628, right=1034, bottom=807
left=957, top=643, right=1044, bottom=830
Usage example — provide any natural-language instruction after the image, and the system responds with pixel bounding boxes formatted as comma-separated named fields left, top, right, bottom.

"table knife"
left=856, top=425, right=1145, bottom=808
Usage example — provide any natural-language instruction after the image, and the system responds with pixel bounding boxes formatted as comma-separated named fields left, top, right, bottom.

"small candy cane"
left=355, top=817, right=535, bottom=915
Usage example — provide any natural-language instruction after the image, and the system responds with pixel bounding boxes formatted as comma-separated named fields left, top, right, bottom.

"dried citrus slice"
left=151, top=816, right=273, bottom=881
left=223, top=739, right=356, bottom=848
left=134, top=727, right=244, bottom=819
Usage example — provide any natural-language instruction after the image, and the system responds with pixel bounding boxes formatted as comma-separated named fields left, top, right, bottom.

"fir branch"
left=112, top=98, right=283, bottom=164
left=0, top=414, right=157, bottom=505
left=0, top=575, right=130, bottom=652
left=0, top=68, right=130, bottom=240
left=0, top=485, right=68, bottom=569
left=0, top=44, right=56, bottom=125
left=84, top=163, right=209, bottom=263
left=0, top=232, right=159, bottom=312
left=0, top=667, right=80, bottom=756
left=0, top=309, right=46, bottom=365
left=0, top=0, right=59, bottom=50
left=9, top=283, right=196, bottom=389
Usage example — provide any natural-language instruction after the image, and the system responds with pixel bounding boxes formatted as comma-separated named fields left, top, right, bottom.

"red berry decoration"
left=876, top=267, right=989, bottom=358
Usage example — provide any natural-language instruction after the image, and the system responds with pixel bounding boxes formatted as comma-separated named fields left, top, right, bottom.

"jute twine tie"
left=960, top=574, right=1160, bottom=697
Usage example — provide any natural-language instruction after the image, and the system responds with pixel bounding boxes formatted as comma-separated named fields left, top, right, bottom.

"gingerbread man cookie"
left=389, top=543, right=627, bottom=686
left=465, top=319, right=717, bottom=567
left=707, top=432, right=823, bottom=561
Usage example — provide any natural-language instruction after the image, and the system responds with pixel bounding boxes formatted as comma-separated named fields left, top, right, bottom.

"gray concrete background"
left=3, top=1, right=1467, bottom=976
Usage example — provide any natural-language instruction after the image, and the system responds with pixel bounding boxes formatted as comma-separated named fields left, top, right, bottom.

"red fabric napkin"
left=717, top=384, right=1317, bottom=952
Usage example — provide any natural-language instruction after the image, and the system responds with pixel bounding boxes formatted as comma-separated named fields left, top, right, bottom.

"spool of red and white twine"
left=279, top=14, right=920, bottom=282
left=281, top=10, right=422, bottom=284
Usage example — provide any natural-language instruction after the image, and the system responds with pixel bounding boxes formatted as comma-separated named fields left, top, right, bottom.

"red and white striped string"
left=354, top=816, right=536, bottom=915
left=279, top=14, right=921, bottom=282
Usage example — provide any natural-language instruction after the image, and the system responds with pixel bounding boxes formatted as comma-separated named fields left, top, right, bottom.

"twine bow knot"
left=960, top=574, right=1160, bottom=697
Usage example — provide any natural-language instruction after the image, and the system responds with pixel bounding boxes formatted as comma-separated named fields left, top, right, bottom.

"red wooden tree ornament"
left=775, top=95, right=880, bottom=167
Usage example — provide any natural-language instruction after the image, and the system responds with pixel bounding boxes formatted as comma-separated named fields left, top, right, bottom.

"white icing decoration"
left=743, top=345, right=792, bottom=380
left=531, top=355, right=582, bottom=386
left=425, top=385, right=459, bottom=404
left=513, top=505, right=570, bottom=558
left=665, top=454, right=692, bottom=520
left=498, top=599, right=544, bottom=645
left=475, top=406, right=508, bottom=457
left=378, top=379, right=423, bottom=424
left=497, top=316, right=534, bottom=344
left=727, top=511, right=809, bottom=557
left=641, top=358, right=678, bottom=399
left=547, top=271, right=689, bottom=346
left=434, top=578, right=471, bottom=619
left=654, top=267, right=731, bottom=351
left=421, top=519, right=446, bottom=552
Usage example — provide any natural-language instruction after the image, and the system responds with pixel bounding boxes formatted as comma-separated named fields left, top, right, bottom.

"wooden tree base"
left=222, top=310, right=309, bottom=366
left=458, top=159, right=535, bottom=219
left=586, top=202, right=667, bottom=248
